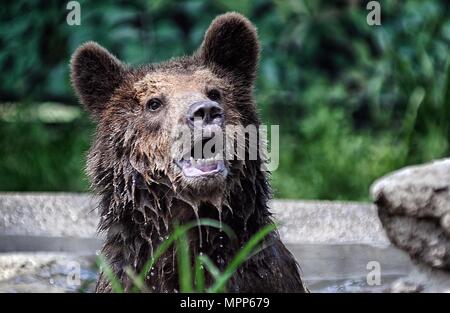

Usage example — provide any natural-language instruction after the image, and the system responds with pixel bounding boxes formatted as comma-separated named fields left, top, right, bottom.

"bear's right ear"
left=70, top=42, right=125, bottom=119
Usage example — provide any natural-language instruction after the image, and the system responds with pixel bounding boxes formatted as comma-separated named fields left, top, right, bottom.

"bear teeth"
left=192, top=158, right=216, bottom=166
left=184, top=155, right=222, bottom=168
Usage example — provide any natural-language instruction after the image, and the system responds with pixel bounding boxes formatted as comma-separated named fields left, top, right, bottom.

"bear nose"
left=187, top=100, right=224, bottom=127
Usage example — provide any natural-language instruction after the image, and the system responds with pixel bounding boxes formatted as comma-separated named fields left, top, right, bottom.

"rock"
left=371, top=158, right=450, bottom=220
left=371, top=158, right=450, bottom=292
left=371, top=158, right=450, bottom=270
left=389, top=263, right=450, bottom=293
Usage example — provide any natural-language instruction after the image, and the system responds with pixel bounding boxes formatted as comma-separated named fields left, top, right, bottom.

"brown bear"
left=71, top=12, right=307, bottom=293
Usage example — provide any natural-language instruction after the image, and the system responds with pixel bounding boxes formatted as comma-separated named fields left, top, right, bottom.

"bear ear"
left=70, top=42, right=125, bottom=119
left=199, top=13, right=260, bottom=86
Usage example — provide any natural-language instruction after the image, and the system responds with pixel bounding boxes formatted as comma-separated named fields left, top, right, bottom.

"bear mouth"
left=175, top=138, right=227, bottom=178
left=177, top=157, right=226, bottom=177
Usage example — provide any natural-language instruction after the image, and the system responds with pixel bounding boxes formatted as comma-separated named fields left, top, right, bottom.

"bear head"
left=71, top=13, right=264, bottom=218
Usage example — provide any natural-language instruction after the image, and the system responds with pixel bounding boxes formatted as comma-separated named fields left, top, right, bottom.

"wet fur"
left=71, top=12, right=307, bottom=293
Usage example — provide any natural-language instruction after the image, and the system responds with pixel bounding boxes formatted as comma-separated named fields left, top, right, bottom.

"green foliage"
left=96, top=219, right=276, bottom=293
left=272, top=106, right=405, bottom=200
left=0, top=103, right=92, bottom=191
left=0, top=0, right=449, bottom=200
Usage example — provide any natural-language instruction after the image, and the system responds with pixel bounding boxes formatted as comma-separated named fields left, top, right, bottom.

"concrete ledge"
left=272, top=200, right=389, bottom=246
left=0, top=193, right=389, bottom=247
left=0, top=193, right=99, bottom=238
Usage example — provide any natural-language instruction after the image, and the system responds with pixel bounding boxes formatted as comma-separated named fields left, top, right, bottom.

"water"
left=0, top=238, right=414, bottom=293
left=0, top=253, right=98, bottom=293
left=288, top=243, right=414, bottom=293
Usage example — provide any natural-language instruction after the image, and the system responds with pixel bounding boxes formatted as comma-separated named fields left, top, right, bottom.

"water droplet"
left=216, top=255, right=225, bottom=266
left=192, top=207, right=203, bottom=248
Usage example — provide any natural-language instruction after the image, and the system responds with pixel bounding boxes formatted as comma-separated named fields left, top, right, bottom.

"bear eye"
left=146, top=98, right=163, bottom=111
left=207, top=89, right=221, bottom=102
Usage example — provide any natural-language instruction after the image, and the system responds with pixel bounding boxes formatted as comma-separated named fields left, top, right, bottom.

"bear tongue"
left=196, top=162, right=218, bottom=172
left=182, top=160, right=224, bottom=177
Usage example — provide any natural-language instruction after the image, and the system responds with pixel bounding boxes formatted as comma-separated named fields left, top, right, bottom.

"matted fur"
left=71, top=12, right=307, bottom=293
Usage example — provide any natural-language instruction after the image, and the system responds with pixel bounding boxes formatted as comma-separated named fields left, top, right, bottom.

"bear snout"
left=187, top=100, right=224, bottom=128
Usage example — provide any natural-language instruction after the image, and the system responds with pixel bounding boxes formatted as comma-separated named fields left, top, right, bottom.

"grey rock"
left=389, top=263, right=450, bottom=293
left=371, top=158, right=450, bottom=270
left=371, top=158, right=450, bottom=221
left=371, top=158, right=450, bottom=292
left=377, top=212, right=450, bottom=269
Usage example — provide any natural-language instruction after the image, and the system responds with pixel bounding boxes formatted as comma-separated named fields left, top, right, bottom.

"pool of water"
left=0, top=253, right=97, bottom=293
left=0, top=235, right=414, bottom=293
left=289, top=243, right=413, bottom=292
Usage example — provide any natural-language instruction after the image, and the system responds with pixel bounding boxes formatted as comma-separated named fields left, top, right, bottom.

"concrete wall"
left=0, top=193, right=390, bottom=245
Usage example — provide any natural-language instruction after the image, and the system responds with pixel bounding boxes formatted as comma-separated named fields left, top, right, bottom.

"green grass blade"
left=138, top=218, right=236, bottom=284
left=95, top=255, right=124, bottom=293
left=198, top=254, right=221, bottom=280
left=194, top=255, right=206, bottom=293
left=137, top=232, right=175, bottom=284
left=176, top=229, right=193, bottom=292
left=99, top=218, right=238, bottom=293
left=124, top=266, right=150, bottom=293
left=208, top=223, right=277, bottom=293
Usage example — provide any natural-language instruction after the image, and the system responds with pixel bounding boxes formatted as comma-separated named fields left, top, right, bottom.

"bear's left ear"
left=199, top=13, right=260, bottom=86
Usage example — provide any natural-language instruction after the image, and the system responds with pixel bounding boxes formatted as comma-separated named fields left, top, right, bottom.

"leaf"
left=176, top=229, right=193, bottom=292
left=95, top=255, right=124, bottom=293
left=208, top=223, right=276, bottom=293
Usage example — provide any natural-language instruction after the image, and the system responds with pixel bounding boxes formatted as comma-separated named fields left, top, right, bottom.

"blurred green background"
left=0, top=0, right=449, bottom=200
